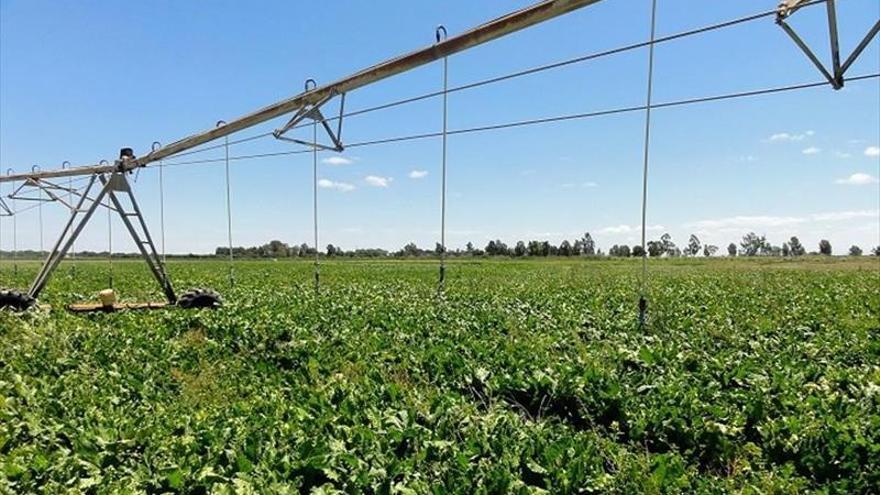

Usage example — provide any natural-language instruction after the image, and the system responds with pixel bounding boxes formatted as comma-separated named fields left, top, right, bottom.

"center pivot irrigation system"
left=0, top=0, right=877, bottom=314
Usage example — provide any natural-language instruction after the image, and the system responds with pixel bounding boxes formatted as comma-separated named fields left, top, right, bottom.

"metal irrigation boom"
left=0, top=0, right=607, bottom=310
left=0, top=0, right=875, bottom=313
left=1, top=0, right=604, bottom=184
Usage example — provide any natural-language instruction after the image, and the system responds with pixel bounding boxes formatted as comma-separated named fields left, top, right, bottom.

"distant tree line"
left=212, top=233, right=880, bottom=259
left=0, top=232, right=875, bottom=261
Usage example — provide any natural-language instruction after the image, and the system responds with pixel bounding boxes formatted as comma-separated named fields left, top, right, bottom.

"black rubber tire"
left=177, top=288, right=222, bottom=309
left=0, top=289, right=35, bottom=312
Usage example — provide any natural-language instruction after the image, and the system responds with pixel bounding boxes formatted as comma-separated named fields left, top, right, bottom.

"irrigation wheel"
left=177, top=288, right=222, bottom=309
left=0, top=289, right=35, bottom=311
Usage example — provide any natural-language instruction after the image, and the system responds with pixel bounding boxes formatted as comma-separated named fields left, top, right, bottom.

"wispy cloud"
left=322, top=156, right=354, bottom=166
left=766, top=130, right=814, bottom=142
left=408, top=170, right=428, bottom=179
left=599, top=224, right=664, bottom=234
left=833, top=151, right=851, bottom=158
left=685, top=210, right=879, bottom=231
left=365, top=175, right=393, bottom=187
left=685, top=215, right=805, bottom=230
left=317, top=179, right=355, bottom=192
left=865, top=146, right=880, bottom=157
left=802, top=146, right=821, bottom=155
left=835, top=173, right=879, bottom=186
left=811, top=210, right=879, bottom=221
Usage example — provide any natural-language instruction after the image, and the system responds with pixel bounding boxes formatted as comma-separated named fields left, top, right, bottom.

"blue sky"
left=1, top=0, right=878, bottom=255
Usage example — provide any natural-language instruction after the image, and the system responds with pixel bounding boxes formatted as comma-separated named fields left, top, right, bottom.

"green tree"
left=581, top=233, right=595, bottom=256
left=789, top=236, right=806, bottom=256
left=819, top=239, right=832, bottom=255
left=703, top=244, right=718, bottom=257
left=647, top=240, right=664, bottom=258
left=686, top=234, right=701, bottom=257
left=660, top=233, right=676, bottom=256
left=559, top=240, right=573, bottom=256
left=849, top=245, right=862, bottom=256
left=514, top=241, right=526, bottom=257
left=727, top=242, right=737, bottom=257
left=740, top=232, right=767, bottom=257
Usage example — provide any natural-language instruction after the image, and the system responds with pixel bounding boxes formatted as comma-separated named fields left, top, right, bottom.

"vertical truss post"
left=62, top=161, right=77, bottom=278
left=6, top=169, right=18, bottom=275
left=826, top=0, right=842, bottom=87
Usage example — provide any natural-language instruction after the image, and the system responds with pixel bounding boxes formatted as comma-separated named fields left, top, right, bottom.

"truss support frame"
left=26, top=172, right=176, bottom=305
left=273, top=91, right=346, bottom=152
left=777, top=0, right=880, bottom=90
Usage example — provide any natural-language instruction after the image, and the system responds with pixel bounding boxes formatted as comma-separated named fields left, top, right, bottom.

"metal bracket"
left=273, top=79, right=346, bottom=152
left=26, top=172, right=176, bottom=304
left=0, top=197, right=11, bottom=216
left=777, top=0, right=880, bottom=90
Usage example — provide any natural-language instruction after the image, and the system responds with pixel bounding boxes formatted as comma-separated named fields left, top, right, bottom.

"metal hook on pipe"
left=305, top=79, right=317, bottom=92
left=435, top=25, right=448, bottom=43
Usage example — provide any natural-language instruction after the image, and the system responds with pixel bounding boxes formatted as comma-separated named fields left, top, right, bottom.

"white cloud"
left=835, top=173, right=879, bottom=186
left=685, top=215, right=805, bottom=230
left=321, top=155, right=354, bottom=166
left=365, top=175, right=393, bottom=187
left=317, top=179, right=355, bottom=192
left=767, top=130, right=814, bottom=142
left=321, top=156, right=354, bottom=166
left=833, top=151, right=851, bottom=158
left=685, top=210, right=879, bottom=232
left=802, top=146, right=821, bottom=155
left=408, top=170, right=428, bottom=179
left=865, top=146, right=880, bottom=157
left=811, top=210, right=878, bottom=221
left=599, top=224, right=664, bottom=234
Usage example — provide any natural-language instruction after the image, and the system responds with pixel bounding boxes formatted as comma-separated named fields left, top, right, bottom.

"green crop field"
left=1, top=257, right=878, bottom=493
